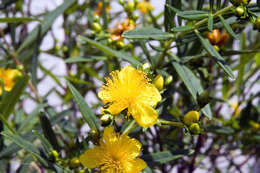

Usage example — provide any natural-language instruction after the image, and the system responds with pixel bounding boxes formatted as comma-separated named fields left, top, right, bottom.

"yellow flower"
left=137, top=1, right=154, bottom=14
left=230, top=102, right=241, bottom=116
left=98, top=66, right=161, bottom=127
left=0, top=68, right=21, bottom=95
left=79, top=127, right=147, bottom=173
left=94, top=1, right=111, bottom=16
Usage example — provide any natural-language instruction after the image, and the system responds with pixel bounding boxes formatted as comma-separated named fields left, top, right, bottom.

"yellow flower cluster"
left=80, top=126, right=146, bottom=173
left=0, top=68, right=21, bottom=95
left=137, top=1, right=154, bottom=14
left=98, top=66, right=161, bottom=127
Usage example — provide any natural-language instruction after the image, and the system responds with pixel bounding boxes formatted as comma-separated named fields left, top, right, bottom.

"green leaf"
left=0, top=76, right=29, bottom=119
left=67, top=81, right=99, bottom=131
left=0, top=17, right=41, bottom=23
left=195, top=30, right=235, bottom=79
left=169, top=53, right=212, bottom=119
left=208, top=13, right=213, bottom=31
left=1, top=131, right=48, bottom=166
left=142, top=149, right=194, bottom=166
left=172, top=25, right=194, bottom=32
left=219, top=15, right=238, bottom=39
left=65, top=56, right=107, bottom=63
left=0, top=109, right=71, bottom=158
left=18, top=0, right=75, bottom=53
left=122, top=27, right=173, bottom=40
left=40, top=113, right=60, bottom=151
left=80, top=36, right=141, bottom=67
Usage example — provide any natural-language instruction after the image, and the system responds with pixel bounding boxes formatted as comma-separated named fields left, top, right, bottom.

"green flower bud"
left=88, top=129, right=100, bottom=145
left=197, top=91, right=210, bottom=109
left=92, top=22, right=102, bottom=32
left=49, top=150, right=59, bottom=162
left=116, top=41, right=125, bottom=48
left=183, top=111, right=200, bottom=126
left=142, top=63, right=151, bottom=71
left=230, top=0, right=251, bottom=6
left=235, top=6, right=246, bottom=16
left=125, top=1, right=135, bottom=13
left=69, top=157, right=81, bottom=169
left=165, top=75, right=173, bottom=85
left=100, top=114, right=113, bottom=126
left=119, top=0, right=125, bottom=5
left=253, top=17, right=260, bottom=31
left=153, top=74, right=164, bottom=91
left=189, top=123, right=201, bottom=134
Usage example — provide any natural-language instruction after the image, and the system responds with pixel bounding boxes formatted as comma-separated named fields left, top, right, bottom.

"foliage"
left=0, top=0, right=259, bottom=172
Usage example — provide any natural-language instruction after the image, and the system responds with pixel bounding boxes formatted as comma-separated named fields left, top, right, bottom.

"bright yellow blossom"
left=98, top=66, right=161, bottom=127
left=137, top=1, right=154, bottom=14
left=79, top=126, right=147, bottom=173
left=94, top=1, right=111, bottom=16
left=0, top=68, right=21, bottom=95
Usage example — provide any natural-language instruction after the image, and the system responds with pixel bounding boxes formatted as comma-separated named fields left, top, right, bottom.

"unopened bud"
left=116, top=41, right=125, bottom=48
left=92, top=22, right=102, bottom=32
left=253, top=17, right=260, bottom=31
left=100, top=114, right=113, bottom=126
left=125, top=1, right=135, bottom=12
left=142, top=63, right=151, bottom=71
left=183, top=111, right=200, bottom=126
left=69, top=157, right=81, bottom=169
left=213, top=45, right=220, bottom=51
left=165, top=75, right=173, bottom=85
left=153, top=74, right=164, bottom=91
left=197, top=91, right=210, bottom=109
left=119, top=0, right=125, bottom=5
left=235, top=6, right=246, bottom=16
left=189, top=123, right=200, bottom=134
left=49, top=150, right=59, bottom=162
left=88, top=129, right=100, bottom=145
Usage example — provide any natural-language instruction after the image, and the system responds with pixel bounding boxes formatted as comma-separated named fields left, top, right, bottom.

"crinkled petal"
left=118, top=135, right=142, bottom=159
left=103, top=126, right=118, bottom=144
left=122, top=158, right=147, bottom=173
left=137, top=84, right=161, bottom=107
left=129, top=103, right=158, bottom=127
left=79, top=147, right=103, bottom=168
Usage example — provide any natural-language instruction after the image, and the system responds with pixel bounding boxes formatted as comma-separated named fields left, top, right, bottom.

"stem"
left=158, top=119, right=184, bottom=127
left=122, top=120, right=137, bottom=135
left=155, top=5, right=234, bottom=68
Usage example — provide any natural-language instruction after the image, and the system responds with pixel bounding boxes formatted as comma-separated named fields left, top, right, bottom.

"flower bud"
left=142, top=63, right=151, bottom=71
left=235, top=6, right=246, bottom=16
left=116, top=41, right=125, bottom=48
left=119, top=0, right=125, bottom=5
left=208, top=29, right=221, bottom=45
left=183, top=111, right=200, bottom=126
left=125, top=1, right=135, bottom=13
left=153, top=74, right=164, bottom=91
left=249, top=121, right=260, bottom=132
left=100, top=114, right=113, bottom=126
left=88, top=129, right=100, bottom=145
left=49, top=150, right=59, bottom=162
left=69, top=157, right=81, bottom=168
left=189, top=123, right=201, bottom=134
left=253, top=17, right=260, bottom=31
left=92, top=22, right=102, bottom=32
left=230, top=0, right=251, bottom=6
left=213, top=45, right=220, bottom=51
left=165, top=75, right=173, bottom=85
left=197, top=91, right=210, bottom=109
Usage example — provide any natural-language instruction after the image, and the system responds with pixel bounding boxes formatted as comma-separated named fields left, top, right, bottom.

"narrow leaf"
left=0, top=17, right=41, bottom=23
left=195, top=30, right=235, bottom=79
left=67, top=81, right=99, bottom=131
left=208, top=13, right=213, bottom=31
left=219, top=15, right=238, bottom=39
left=122, top=27, right=173, bottom=40
left=80, top=36, right=141, bottom=66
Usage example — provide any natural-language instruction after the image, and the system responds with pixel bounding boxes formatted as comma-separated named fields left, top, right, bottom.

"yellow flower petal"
left=103, top=126, right=118, bottom=144
left=137, top=83, right=161, bottom=106
left=129, top=102, right=158, bottom=127
left=119, top=135, right=142, bottom=159
left=79, top=147, right=103, bottom=168
left=123, top=158, right=147, bottom=173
